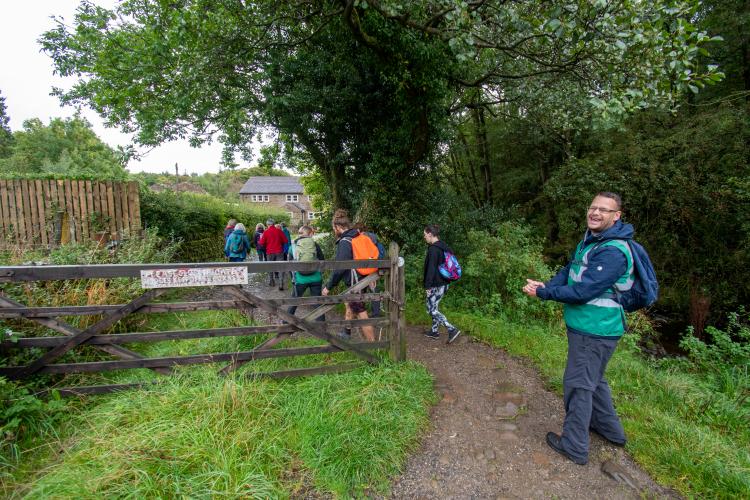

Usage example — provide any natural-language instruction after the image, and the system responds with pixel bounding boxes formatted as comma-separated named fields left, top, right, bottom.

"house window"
left=288, top=212, right=295, bottom=220
left=250, top=195, right=270, bottom=202
left=308, top=212, right=323, bottom=220
left=286, top=194, right=299, bottom=202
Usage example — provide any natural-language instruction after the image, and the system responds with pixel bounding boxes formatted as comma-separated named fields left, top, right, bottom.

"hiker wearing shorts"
left=523, top=192, right=632, bottom=465
left=423, top=224, right=461, bottom=344
left=322, top=209, right=376, bottom=342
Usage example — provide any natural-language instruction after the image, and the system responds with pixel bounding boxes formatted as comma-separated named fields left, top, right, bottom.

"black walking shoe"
left=447, top=329, right=461, bottom=344
left=545, top=432, right=587, bottom=465
left=590, top=427, right=626, bottom=447
left=424, top=331, right=440, bottom=340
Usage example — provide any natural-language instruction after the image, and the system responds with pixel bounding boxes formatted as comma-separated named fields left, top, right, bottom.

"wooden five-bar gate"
left=0, top=243, right=406, bottom=397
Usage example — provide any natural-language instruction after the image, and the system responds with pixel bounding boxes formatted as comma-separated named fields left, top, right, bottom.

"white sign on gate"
left=140, top=266, right=248, bottom=289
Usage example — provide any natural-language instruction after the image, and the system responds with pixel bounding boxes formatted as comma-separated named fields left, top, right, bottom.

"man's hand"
left=522, top=279, right=545, bottom=298
left=322, top=287, right=329, bottom=296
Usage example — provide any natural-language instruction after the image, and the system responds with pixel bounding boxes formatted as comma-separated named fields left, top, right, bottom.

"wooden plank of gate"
left=218, top=275, right=382, bottom=374
left=301, top=272, right=380, bottom=322
left=9, top=288, right=167, bottom=379
left=1, top=324, right=299, bottom=348
left=225, top=285, right=379, bottom=365
left=35, top=180, right=48, bottom=247
left=0, top=294, right=171, bottom=375
left=0, top=342, right=388, bottom=375
left=218, top=331, right=291, bottom=375
left=0, top=300, right=247, bottom=318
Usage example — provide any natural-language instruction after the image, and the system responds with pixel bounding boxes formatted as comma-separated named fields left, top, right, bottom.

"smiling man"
left=523, top=192, right=634, bottom=465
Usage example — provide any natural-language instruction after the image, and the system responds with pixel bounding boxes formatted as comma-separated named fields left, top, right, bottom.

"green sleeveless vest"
left=563, top=239, right=634, bottom=337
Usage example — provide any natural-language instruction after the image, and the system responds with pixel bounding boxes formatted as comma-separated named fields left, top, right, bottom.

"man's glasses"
left=587, top=206, right=619, bottom=214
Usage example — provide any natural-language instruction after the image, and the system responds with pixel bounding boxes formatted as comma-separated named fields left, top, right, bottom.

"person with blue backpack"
left=423, top=224, right=461, bottom=344
left=224, top=223, right=251, bottom=262
left=523, top=191, right=658, bottom=466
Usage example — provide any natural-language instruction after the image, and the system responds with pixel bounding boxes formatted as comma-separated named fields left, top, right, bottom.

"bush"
left=450, top=224, right=558, bottom=321
left=679, top=309, right=750, bottom=373
left=139, top=190, right=288, bottom=258
left=404, top=222, right=559, bottom=322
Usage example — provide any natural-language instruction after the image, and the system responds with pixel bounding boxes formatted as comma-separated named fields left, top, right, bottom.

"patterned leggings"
left=426, top=285, right=456, bottom=334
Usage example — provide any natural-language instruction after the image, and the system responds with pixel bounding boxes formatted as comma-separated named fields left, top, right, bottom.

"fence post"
left=388, top=242, right=406, bottom=361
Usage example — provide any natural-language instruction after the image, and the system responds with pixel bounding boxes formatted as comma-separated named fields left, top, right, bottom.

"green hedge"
left=140, top=190, right=288, bottom=258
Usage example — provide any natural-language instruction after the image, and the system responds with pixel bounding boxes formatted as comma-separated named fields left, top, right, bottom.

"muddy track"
left=385, top=327, right=680, bottom=499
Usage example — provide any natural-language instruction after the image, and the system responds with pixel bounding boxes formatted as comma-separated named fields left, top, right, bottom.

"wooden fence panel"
left=0, top=179, right=141, bottom=248
left=13, top=181, right=27, bottom=243
left=21, top=180, right=34, bottom=243
left=106, top=181, right=117, bottom=237
left=128, top=181, right=141, bottom=231
left=77, top=180, right=88, bottom=240
left=0, top=180, right=8, bottom=237
left=35, top=180, right=48, bottom=246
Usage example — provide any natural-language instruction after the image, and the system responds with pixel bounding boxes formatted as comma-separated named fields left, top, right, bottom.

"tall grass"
left=11, top=363, right=434, bottom=498
left=3, top=305, right=436, bottom=498
left=406, top=299, right=750, bottom=499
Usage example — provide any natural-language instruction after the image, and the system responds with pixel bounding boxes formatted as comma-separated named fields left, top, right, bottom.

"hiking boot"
left=545, top=432, right=587, bottom=465
left=590, top=427, right=626, bottom=447
left=424, top=331, right=440, bottom=340
left=336, top=330, right=352, bottom=340
left=447, top=328, right=461, bottom=344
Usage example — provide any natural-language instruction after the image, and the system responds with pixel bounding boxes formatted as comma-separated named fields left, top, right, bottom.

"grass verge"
left=406, top=298, right=750, bottom=499
left=3, top=309, right=436, bottom=498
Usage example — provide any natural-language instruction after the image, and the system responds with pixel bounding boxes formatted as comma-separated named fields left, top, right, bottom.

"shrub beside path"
left=385, top=327, right=680, bottom=499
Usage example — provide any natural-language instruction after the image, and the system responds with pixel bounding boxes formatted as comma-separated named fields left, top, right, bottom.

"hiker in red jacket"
left=259, top=218, right=288, bottom=289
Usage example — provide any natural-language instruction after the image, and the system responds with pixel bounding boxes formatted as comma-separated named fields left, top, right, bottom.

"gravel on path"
left=385, top=326, right=680, bottom=500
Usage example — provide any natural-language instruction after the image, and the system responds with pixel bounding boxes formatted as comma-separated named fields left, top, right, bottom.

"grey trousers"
left=561, top=329, right=626, bottom=461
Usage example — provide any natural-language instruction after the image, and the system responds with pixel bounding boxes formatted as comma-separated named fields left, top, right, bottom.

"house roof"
left=239, top=176, right=304, bottom=194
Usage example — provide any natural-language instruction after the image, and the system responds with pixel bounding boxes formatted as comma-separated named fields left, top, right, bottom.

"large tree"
left=0, top=115, right=128, bottom=179
left=41, top=0, right=721, bottom=215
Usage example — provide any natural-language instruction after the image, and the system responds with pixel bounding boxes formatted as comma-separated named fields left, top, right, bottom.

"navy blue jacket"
left=537, top=221, right=632, bottom=305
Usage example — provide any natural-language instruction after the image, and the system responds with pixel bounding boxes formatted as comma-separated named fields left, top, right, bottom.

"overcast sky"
left=0, top=1, right=260, bottom=175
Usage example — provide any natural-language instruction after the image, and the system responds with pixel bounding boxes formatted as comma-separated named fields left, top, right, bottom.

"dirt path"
left=207, top=276, right=676, bottom=498
left=386, top=327, right=679, bottom=500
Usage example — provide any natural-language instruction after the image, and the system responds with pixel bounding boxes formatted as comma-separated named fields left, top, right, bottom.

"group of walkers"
left=224, top=218, right=292, bottom=288
left=222, top=211, right=459, bottom=344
